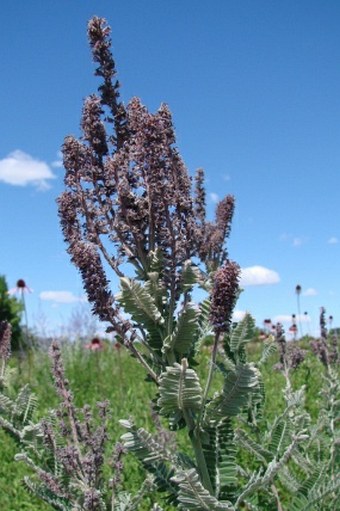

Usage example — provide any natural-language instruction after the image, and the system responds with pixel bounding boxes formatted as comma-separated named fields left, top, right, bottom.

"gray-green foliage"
left=116, top=291, right=339, bottom=510
left=0, top=374, right=38, bottom=441
left=234, top=339, right=340, bottom=510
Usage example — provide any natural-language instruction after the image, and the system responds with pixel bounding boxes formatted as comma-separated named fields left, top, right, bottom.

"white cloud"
left=240, top=265, right=280, bottom=286
left=303, top=287, right=317, bottom=296
left=328, top=236, right=338, bottom=244
left=0, top=150, right=56, bottom=190
left=40, top=291, right=87, bottom=304
left=232, top=310, right=246, bottom=322
left=222, top=174, right=231, bottom=182
left=209, top=192, right=219, bottom=203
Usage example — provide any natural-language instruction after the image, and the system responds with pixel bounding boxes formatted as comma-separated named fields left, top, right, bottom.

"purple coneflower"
left=8, top=279, right=32, bottom=350
left=8, top=279, right=32, bottom=295
left=295, top=285, right=303, bottom=337
left=263, top=318, right=272, bottom=333
left=84, top=337, right=104, bottom=351
left=289, top=323, right=298, bottom=341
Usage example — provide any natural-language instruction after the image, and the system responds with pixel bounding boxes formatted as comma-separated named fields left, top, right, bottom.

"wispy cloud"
left=240, top=265, right=280, bottom=286
left=209, top=192, right=219, bottom=203
left=328, top=236, right=338, bottom=244
left=51, top=159, right=63, bottom=168
left=51, top=150, right=63, bottom=168
left=303, top=287, right=317, bottom=296
left=40, top=291, right=87, bottom=304
left=279, top=233, right=307, bottom=247
left=0, top=150, right=56, bottom=190
left=292, top=237, right=303, bottom=247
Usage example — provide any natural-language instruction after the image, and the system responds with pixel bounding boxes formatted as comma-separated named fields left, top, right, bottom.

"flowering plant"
left=56, top=17, right=340, bottom=509
left=1, top=16, right=339, bottom=511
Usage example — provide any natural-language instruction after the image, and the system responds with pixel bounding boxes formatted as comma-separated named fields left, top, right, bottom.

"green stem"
left=183, top=408, right=214, bottom=495
left=180, top=360, right=213, bottom=494
left=198, top=333, right=219, bottom=427
left=0, top=358, right=6, bottom=383
left=20, top=290, right=31, bottom=348
left=164, top=271, right=177, bottom=366
left=297, top=294, right=302, bottom=338
left=128, top=342, right=159, bottom=384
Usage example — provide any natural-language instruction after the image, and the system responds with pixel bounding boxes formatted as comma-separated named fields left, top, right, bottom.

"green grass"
left=3, top=345, right=176, bottom=510
left=1, top=339, right=336, bottom=510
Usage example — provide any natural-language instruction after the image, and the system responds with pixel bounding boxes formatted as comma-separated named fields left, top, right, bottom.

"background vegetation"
left=1, top=336, right=336, bottom=510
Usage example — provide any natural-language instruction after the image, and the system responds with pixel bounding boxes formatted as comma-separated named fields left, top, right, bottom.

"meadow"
left=1, top=335, right=337, bottom=510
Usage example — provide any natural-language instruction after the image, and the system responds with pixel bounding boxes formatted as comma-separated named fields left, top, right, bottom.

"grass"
left=1, top=338, right=336, bottom=510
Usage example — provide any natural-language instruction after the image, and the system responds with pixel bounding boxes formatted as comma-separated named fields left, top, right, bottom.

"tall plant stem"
left=296, top=293, right=303, bottom=338
left=20, top=290, right=31, bottom=349
left=186, top=334, right=221, bottom=495
left=0, top=359, right=6, bottom=382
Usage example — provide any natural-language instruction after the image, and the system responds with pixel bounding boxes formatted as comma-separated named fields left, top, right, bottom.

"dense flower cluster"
left=68, top=241, right=115, bottom=322
left=309, top=307, right=339, bottom=367
left=58, top=16, right=236, bottom=335
left=274, top=323, right=306, bottom=371
left=210, top=260, right=240, bottom=334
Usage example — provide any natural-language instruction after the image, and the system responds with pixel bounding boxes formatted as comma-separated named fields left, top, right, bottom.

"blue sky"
left=1, top=0, right=340, bottom=338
